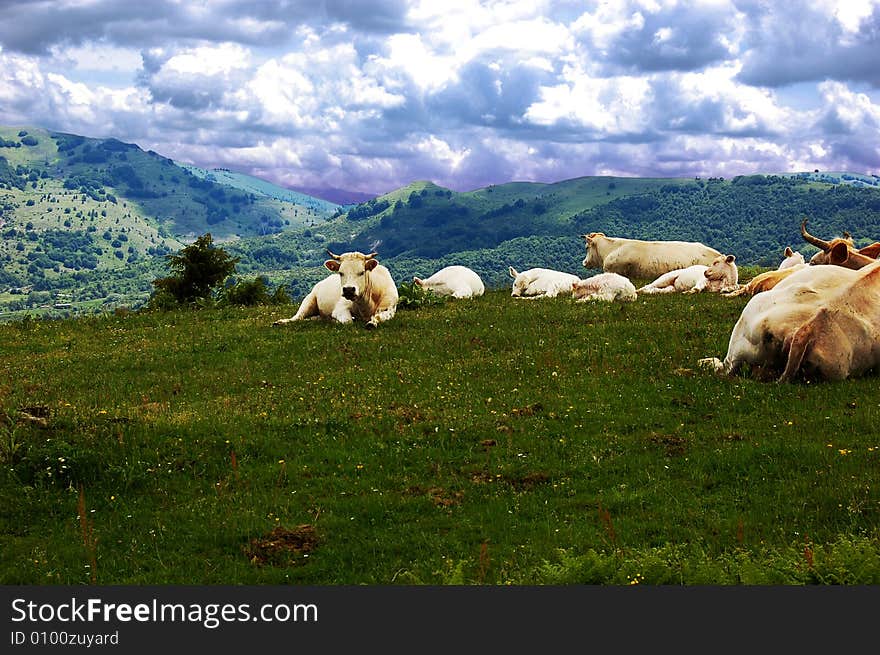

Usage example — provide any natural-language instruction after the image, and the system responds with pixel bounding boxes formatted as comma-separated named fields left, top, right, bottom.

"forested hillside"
left=0, top=126, right=338, bottom=314
left=572, top=175, right=880, bottom=266
left=4, top=126, right=880, bottom=316
left=234, top=173, right=880, bottom=296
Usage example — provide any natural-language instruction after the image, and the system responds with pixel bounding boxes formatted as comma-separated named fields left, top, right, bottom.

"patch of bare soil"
left=243, top=525, right=319, bottom=566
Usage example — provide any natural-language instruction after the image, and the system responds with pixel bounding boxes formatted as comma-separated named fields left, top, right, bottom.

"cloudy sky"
left=1, top=0, right=879, bottom=198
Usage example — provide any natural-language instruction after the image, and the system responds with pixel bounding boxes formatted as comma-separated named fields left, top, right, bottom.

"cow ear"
left=364, top=258, right=379, bottom=271
left=508, top=266, right=518, bottom=279
left=413, top=277, right=423, bottom=286
left=325, top=260, right=340, bottom=272
left=784, top=247, right=794, bottom=257
left=830, top=242, right=849, bottom=264
left=726, top=255, right=735, bottom=263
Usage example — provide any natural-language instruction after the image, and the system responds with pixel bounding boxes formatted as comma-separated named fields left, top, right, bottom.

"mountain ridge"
left=4, top=125, right=880, bottom=317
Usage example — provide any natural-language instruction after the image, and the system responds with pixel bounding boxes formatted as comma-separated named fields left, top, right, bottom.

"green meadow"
left=1, top=289, right=879, bottom=584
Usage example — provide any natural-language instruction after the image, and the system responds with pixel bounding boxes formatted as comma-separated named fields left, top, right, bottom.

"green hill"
left=5, top=125, right=880, bottom=316
left=178, top=163, right=339, bottom=215
left=0, top=126, right=340, bottom=314
left=244, top=173, right=880, bottom=295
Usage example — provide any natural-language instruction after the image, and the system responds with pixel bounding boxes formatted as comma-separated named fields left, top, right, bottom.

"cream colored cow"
left=582, top=232, right=722, bottom=279
left=413, top=265, right=485, bottom=299
left=273, top=251, right=398, bottom=329
left=700, top=263, right=880, bottom=381
left=637, top=255, right=738, bottom=295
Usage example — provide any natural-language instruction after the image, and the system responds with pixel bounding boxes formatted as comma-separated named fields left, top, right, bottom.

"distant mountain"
left=0, top=125, right=339, bottom=313
left=294, top=186, right=377, bottom=205
left=178, top=163, right=341, bottom=213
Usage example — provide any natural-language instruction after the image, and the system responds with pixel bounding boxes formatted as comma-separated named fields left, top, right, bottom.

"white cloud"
left=2, top=1, right=879, bottom=192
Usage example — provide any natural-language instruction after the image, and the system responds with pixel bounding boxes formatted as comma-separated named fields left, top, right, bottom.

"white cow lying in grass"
left=638, top=255, right=738, bottom=295
left=508, top=266, right=579, bottom=299
left=413, top=265, right=485, bottom=299
left=273, top=251, right=398, bottom=329
left=571, top=272, right=637, bottom=302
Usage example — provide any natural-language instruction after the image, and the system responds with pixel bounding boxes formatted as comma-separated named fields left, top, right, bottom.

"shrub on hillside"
left=148, top=233, right=239, bottom=308
left=221, top=277, right=291, bottom=307
left=396, top=282, right=448, bottom=310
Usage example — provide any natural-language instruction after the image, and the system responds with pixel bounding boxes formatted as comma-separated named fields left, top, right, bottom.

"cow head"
left=581, top=232, right=605, bottom=269
left=779, top=247, right=805, bottom=270
left=326, top=251, right=379, bottom=301
left=704, top=254, right=738, bottom=288
left=802, top=219, right=880, bottom=269
left=802, top=218, right=856, bottom=265
left=508, top=266, right=529, bottom=296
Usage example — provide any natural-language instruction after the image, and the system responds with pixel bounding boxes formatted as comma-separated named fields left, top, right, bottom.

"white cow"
left=582, top=232, right=722, bottom=279
left=637, top=255, right=738, bottom=295
left=778, top=247, right=805, bottom=270
left=699, top=263, right=880, bottom=381
left=273, top=251, right=398, bottom=329
left=723, top=248, right=807, bottom=298
left=413, top=265, right=485, bottom=299
left=571, top=272, right=637, bottom=302
left=508, top=266, right=579, bottom=299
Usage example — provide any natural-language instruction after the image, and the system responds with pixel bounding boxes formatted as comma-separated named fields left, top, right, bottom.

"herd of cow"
left=273, top=219, right=880, bottom=383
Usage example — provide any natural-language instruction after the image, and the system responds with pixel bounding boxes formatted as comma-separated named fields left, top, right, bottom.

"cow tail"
left=779, top=315, right=820, bottom=382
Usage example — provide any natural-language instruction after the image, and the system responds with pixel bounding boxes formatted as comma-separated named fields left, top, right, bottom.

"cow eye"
left=359, top=271, right=364, bottom=276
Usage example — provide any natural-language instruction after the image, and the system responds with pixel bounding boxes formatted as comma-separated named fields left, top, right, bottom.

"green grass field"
left=1, top=290, right=878, bottom=584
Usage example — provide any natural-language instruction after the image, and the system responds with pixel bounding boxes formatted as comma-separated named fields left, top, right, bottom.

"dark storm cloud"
left=735, top=2, right=880, bottom=88
left=587, top=2, right=737, bottom=74
left=425, top=58, right=556, bottom=130
left=0, top=0, right=410, bottom=54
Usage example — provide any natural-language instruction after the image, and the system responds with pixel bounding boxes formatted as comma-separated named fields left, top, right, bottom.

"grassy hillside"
left=0, top=126, right=340, bottom=314
left=178, top=163, right=339, bottom=215
left=1, top=293, right=878, bottom=584
left=5, top=125, right=880, bottom=320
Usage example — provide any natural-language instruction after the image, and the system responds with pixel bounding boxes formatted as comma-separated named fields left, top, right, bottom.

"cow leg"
left=366, top=305, right=397, bottom=329
left=683, top=278, right=706, bottom=294
left=698, top=357, right=727, bottom=374
left=273, top=290, right=318, bottom=325
left=638, top=272, right=677, bottom=294
left=330, top=299, right=354, bottom=324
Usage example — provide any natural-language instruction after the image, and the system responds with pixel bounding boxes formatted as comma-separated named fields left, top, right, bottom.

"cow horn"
left=326, top=250, right=342, bottom=260
left=364, top=251, right=378, bottom=259
left=801, top=219, right=831, bottom=251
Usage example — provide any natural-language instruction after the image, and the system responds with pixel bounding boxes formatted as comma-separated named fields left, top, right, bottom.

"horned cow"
left=582, top=232, right=722, bottom=279
left=273, top=251, right=398, bottom=329
left=801, top=219, right=880, bottom=269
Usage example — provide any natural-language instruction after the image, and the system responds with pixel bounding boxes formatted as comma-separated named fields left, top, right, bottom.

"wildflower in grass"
left=838, top=449, right=851, bottom=455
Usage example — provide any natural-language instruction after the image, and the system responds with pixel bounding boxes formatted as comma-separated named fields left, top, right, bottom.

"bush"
left=222, top=277, right=270, bottom=306
left=149, top=233, right=239, bottom=307
left=396, top=282, right=448, bottom=310
left=221, top=277, right=291, bottom=306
